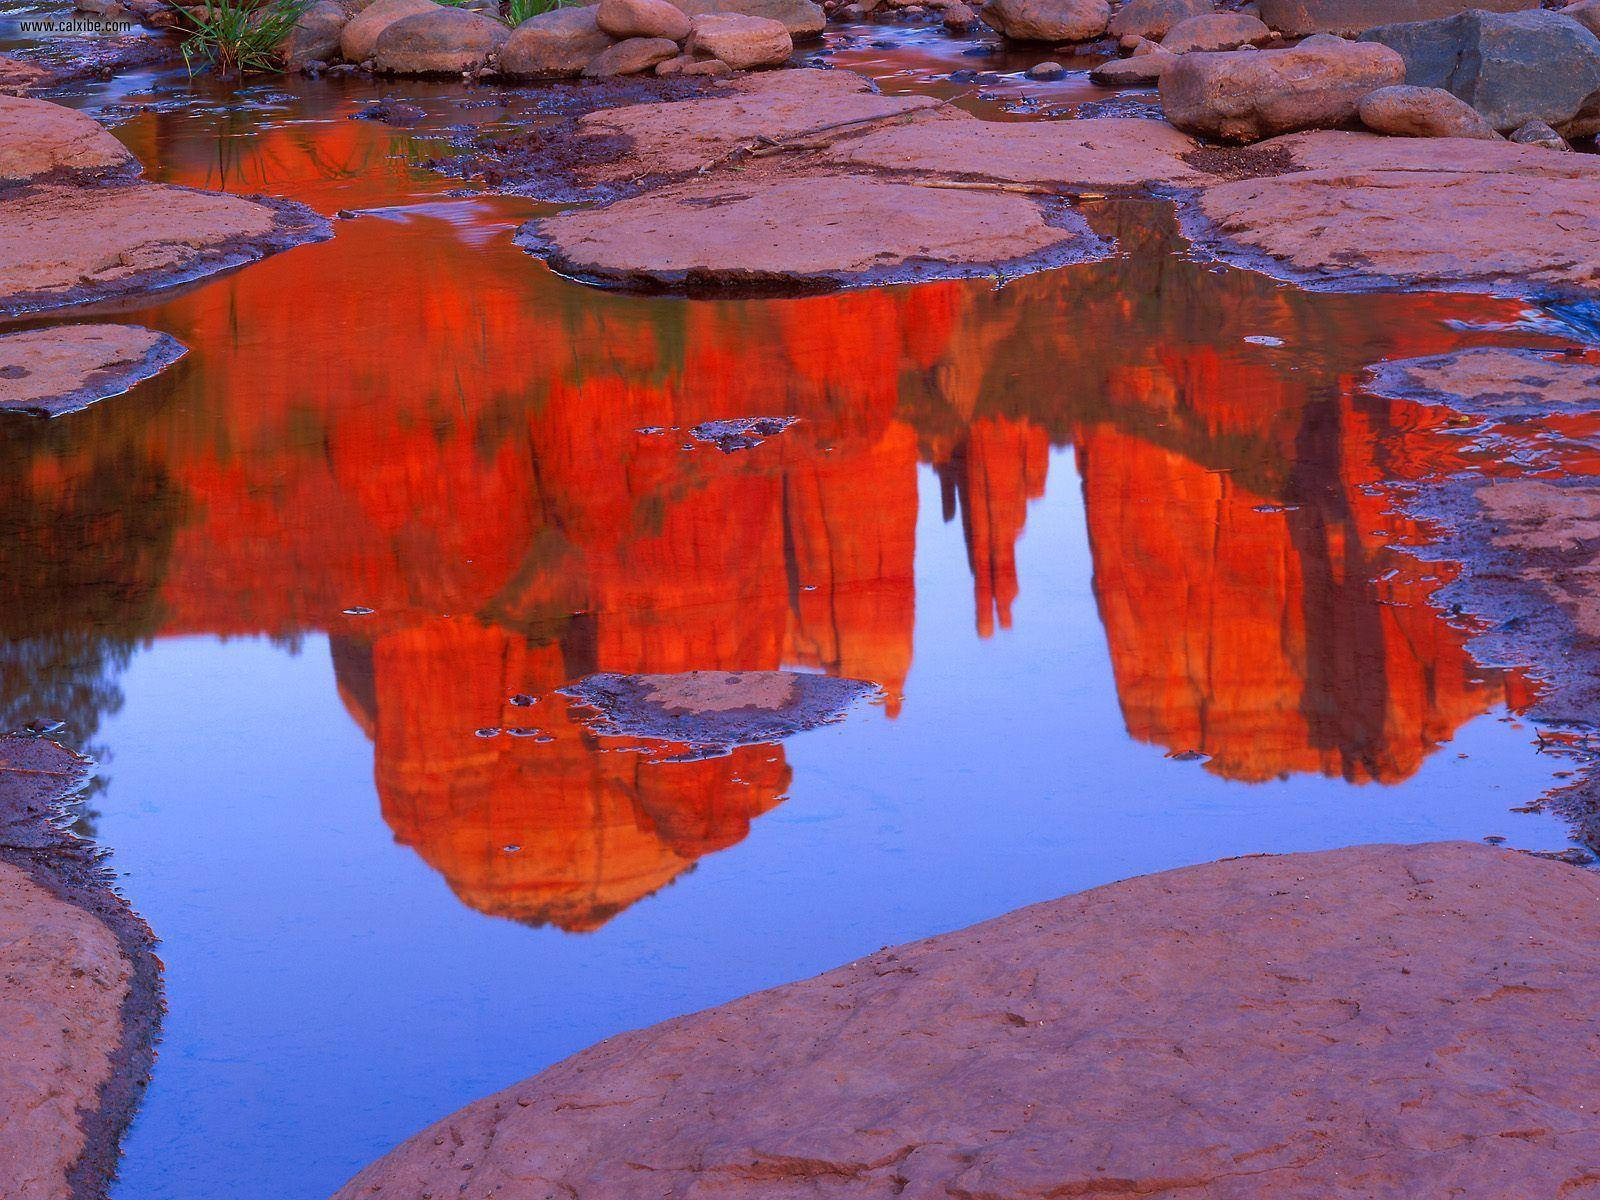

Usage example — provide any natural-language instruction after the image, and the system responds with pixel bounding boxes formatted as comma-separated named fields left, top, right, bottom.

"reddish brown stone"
left=334, top=842, right=1600, bottom=1200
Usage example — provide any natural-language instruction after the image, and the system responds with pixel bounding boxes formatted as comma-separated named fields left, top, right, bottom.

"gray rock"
left=583, top=34, right=681, bottom=74
left=500, top=4, right=611, bottom=77
left=1509, top=117, right=1571, bottom=149
left=1360, top=9, right=1600, bottom=135
left=1258, top=0, right=1535, bottom=38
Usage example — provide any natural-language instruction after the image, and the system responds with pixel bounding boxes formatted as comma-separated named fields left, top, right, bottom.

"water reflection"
left=0, top=107, right=1558, bottom=932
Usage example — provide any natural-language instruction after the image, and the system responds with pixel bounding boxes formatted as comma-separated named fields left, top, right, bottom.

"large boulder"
left=671, top=0, right=824, bottom=37
left=371, top=5, right=509, bottom=73
left=284, top=0, right=348, bottom=65
left=582, top=35, right=681, bottom=75
left=1159, top=11, right=1268, bottom=51
left=1258, top=0, right=1535, bottom=37
left=982, top=0, right=1109, bottom=41
left=1564, top=0, right=1600, bottom=39
left=1357, top=82, right=1500, bottom=138
left=597, top=0, right=691, bottom=38
left=0, top=94, right=135, bottom=184
left=500, top=5, right=611, bottom=77
left=1106, top=0, right=1210, bottom=40
left=686, top=12, right=793, bottom=67
left=334, top=842, right=1600, bottom=1200
left=1360, top=10, right=1600, bottom=135
left=0, top=324, right=186, bottom=418
left=339, top=0, right=438, bottom=61
left=1160, top=37, right=1404, bottom=141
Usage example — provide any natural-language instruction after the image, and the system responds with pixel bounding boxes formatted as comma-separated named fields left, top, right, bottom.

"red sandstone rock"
left=524, top=172, right=1106, bottom=292
left=371, top=5, right=508, bottom=74
left=1357, top=83, right=1501, bottom=139
left=0, top=93, right=135, bottom=184
left=0, top=325, right=187, bottom=418
left=1159, top=10, right=1268, bottom=51
left=981, top=0, right=1109, bottom=40
left=1258, top=0, right=1535, bottom=37
left=686, top=11, right=793, bottom=67
left=598, top=0, right=693, bottom=38
left=338, top=0, right=439, bottom=62
left=334, top=842, right=1600, bottom=1200
left=1106, top=0, right=1210, bottom=40
left=1160, top=38, right=1404, bottom=141
left=500, top=4, right=612, bottom=77
left=1194, top=131, right=1600, bottom=292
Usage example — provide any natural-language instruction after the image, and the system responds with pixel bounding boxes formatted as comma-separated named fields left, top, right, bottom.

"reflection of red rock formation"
left=347, top=620, right=789, bottom=931
left=0, top=110, right=1558, bottom=925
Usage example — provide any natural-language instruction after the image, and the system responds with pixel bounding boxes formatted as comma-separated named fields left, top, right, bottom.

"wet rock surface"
left=0, top=93, right=136, bottom=184
left=0, top=324, right=187, bottom=418
left=1188, top=130, right=1600, bottom=294
left=334, top=841, right=1600, bottom=1200
left=0, top=182, right=330, bottom=316
left=523, top=171, right=1109, bottom=292
left=561, top=669, right=876, bottom=753
left=689, top=414, right=797, bottom=450
left=0, top=737, right=160, bottom=1200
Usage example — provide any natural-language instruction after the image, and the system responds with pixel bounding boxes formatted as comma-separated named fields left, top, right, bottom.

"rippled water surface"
left=1, top=50, right=1591, bottom=1200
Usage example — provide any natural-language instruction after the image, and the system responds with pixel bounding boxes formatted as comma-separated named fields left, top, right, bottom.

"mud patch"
left=1182, top=142, right=1298, bottom=181
left=0, top=736, right=161, bottom=1200
left=561, top=670, right=877, bottom=757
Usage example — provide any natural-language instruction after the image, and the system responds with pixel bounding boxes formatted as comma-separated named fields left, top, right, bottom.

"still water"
left=0, top=61, right=1586, bottom=1199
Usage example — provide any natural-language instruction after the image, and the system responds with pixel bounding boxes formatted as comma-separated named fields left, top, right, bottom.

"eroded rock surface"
left=0, top=737, right=160, bottom=1200
left=0, top=93, right=135, bottom=184
left=561, top=669, right=875, bottom=752
left=0, top=182, right=329, bottom=315
left=1190, top=131, right=1600, bottom=294
left=524, top=171, right=1108, bottom=292
left=0, top=324, right=186, bottom=418
left=830, top=114, right=1205, bottom=188
left=334, top=841, right=1600, bottom=1200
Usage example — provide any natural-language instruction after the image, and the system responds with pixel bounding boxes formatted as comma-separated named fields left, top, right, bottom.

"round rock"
left=1159, top=10, right=1270, bottom=51
left=371, top=6, right=509, bottom=74
left=597, top=0, right=692, bottom=37
left=1357, top=83, right=1500, bottom=138
left=583, top=35, right=682, bottom=75
left=333, top=842, right=1600, bottom=1200
left=981, top=0, right=1108, bottom=40
left=686, top=11, right=793, bottom=68
left=522, top=171, right=1109, bottom=292
left=0, top=324, right=186, bottom=418
left=500, top=4, right=613, bottom=77
left=339, top=0, right=439, bottom=63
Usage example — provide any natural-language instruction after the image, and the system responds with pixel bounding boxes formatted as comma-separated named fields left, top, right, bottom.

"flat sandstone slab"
left=0, top=182, right=330, bottom=316
left=573, top=67, right=944, bottom=182
left=562, top=669, right=874, bottom=752
left=829, top=115, right=1209, bottom=189
left=335, top=841, right=1600, bottom=1199
left=1365, top=346, right=1600, bottom=419
left=1193, top=134, right=1600, bottom=294
left=523, top=172, right=1108, bottom=292
left=0, top=324, right=186, bottom=417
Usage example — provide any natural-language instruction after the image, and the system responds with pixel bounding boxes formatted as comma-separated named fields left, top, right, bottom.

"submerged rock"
left=1357, top=83, right=1499, bottom=138
left=0, top=93, right=136, bottom=184
left=333, top=841, right=1600, bottom=1200
left=1360, top=9, right=1600, bottom=135
left=371, top=5, right=509, bottom=74
left=0, top=325, right=186, bottom=418
left=500, top=5, right=613, bottom=77
left=0, top=182, right=330, bottom=316
left=561, top=669, right=875, bottom=751
left=689, top=414, right=797, bottom=450
left=1159, top=37, right=1404, bottom=141
left=981, top=0, right=1109, bottom=42
left=523, top=171, right=1109, bottom=292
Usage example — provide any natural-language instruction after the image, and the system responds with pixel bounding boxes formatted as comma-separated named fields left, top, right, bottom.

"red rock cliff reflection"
left=0, top=126, right=1545, bottom=925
